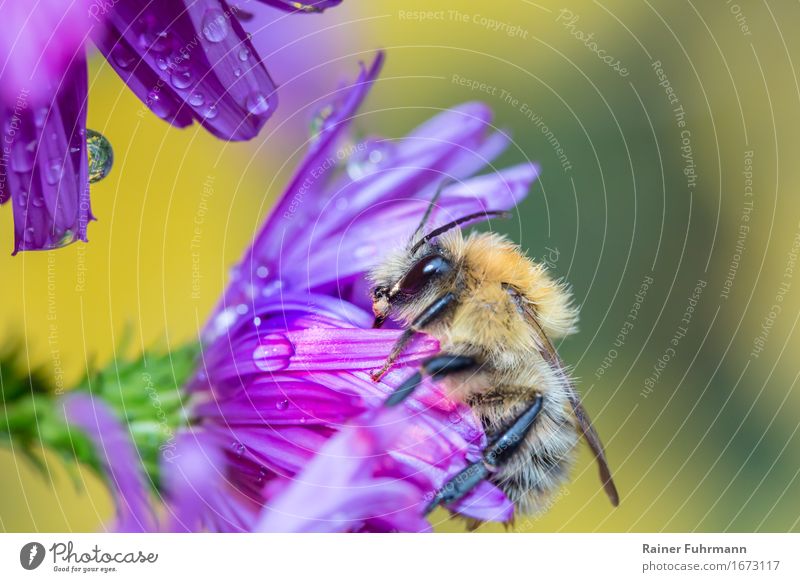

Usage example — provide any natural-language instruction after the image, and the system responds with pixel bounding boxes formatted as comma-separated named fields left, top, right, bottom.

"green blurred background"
left=2, top=0, right=799, bottom=532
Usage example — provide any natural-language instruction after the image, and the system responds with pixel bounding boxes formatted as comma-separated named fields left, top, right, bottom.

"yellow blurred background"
left=2, top=0, right=800, bottom=532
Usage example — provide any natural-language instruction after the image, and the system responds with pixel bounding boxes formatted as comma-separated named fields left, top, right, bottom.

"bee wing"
left=567, top=391, right=620, bottom=506
left=523, top=306, right=620, bottom=507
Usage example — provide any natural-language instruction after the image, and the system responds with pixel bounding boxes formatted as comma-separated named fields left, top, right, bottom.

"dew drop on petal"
left=230, top=441, right=246, bottom=458
left=189, top=92, right=205, bottom=107
left=309, top=104, right=335, bottom=143
left=45, top=159, right=64, bottom=185
left=87, top=129, right=114, bottom=184
left=246, top=92, right=270, bottom=115
left=170, top=69, right=193, bottom=90
left=112, top=46, right=136, bottom=69
left=34, top=108, right=48, bottom=128
left=256, top=265, right=269, bottom=279
left=276, top=399, right=289, bottom=411
left=50, top=229, right=76, bottom=250
left=147, top=91, right=172, bottom=119
left=238, top=47, right=250, bottom=61
left=346, top=141, right=391, bottom=180
left=202, top=104, right=218, bottom=120
left=202, top=9, right=229, bottom=43
left=10, top=141, right=35, bottom=173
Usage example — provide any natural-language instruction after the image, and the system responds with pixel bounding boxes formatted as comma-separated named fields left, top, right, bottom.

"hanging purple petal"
left=94, top=0, right=278, bottom=140
left=3, top=55, right=93, bottom=254
left=61, top=392, right=156, bottom=532
left=256, top=0, right=343, bottom=13
left=0, top=1, right=93, bottom=105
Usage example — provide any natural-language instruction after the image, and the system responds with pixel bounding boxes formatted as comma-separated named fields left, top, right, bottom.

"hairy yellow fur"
left=369, top=228, right=611, bottom=518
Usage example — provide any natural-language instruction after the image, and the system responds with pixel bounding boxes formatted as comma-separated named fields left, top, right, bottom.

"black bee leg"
left=371, top=292, right=457, bottom=381
left=424, top=394, right=544, bottom=515
left=384, top=353, right=476, bottom=407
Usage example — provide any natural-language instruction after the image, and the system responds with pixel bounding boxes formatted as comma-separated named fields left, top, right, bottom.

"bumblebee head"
left=369, top=251, right=453, bottom=328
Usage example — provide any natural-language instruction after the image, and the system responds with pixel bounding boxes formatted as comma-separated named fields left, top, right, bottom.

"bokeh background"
left=2, top=0, right=800, bottom=532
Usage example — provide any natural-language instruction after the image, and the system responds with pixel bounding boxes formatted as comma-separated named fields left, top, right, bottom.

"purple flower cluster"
left=64, top=52, right=540, bottom=532
left=0, top=0, right=339, bottom=253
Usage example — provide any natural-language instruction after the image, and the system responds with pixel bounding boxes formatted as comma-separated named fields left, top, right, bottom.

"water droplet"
left=276, top=399, right=289, bottom=411
left=147, top=91, right=173, bottom=119
left=230, top=441, right=246, bottom=458
left=202, top=9, right=229, bottom=43
left=170, top=69, right=193, bottom=90
left=253, top=316, right=262, bottom=327
left=234, top=67, right=242, bottom=78
left=347, top=141, right=391, bottom=180
left=189, top=92, right=205, bottom=107
left=261, top=280, right=283, bottom=297
left=155, top=56, right=169, bottom=71
left=50, top=229, right=76, bottom=250
left=256, top=265, right=269, bottom=279
left=246, top=92, right=270, bottom=115
left=138, top=30, right=170, bottom=53
left=31, top=196, right=44, bottom=208
left=309, top=104, right=334, bottom=142
left=235, top=303, right=248, bottom=315
left=238, top=47, right=250, bottom=61
left=45, top=159, right=64, bottom=185
left=86, top=129, right=114, bottom=184
left=34, top=108, right=48, bottom=128
left=10, top=141, right=35, bottom=173
left=202, top=104, right=218, bottom=120
left=15, top=191, right=28, bottom=207
left=112, top=46, right=136, bottom=69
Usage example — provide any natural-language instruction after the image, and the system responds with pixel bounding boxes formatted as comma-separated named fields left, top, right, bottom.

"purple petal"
left=0, top=1, right=93, bottom=105
left=163, top=431, right=255, bottom=532
left=3, top=54, right=93, bottom=254
left=61, top=392, right=155, bottom=532
left=256, top=408, right=431, bottom=533
left=255, top=0, right=342, bottom=12
left=94, top=0, right=277, bottom=140
left=207, top=51, right=384, bottom=330
left=298, top=163, right=539, bottom=289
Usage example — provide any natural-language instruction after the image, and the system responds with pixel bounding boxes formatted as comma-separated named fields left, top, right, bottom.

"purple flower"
left=48, top=52, right=537, bottom=532
left=183, top=292, right=513, bottom=532
left=173, top=51, right=539, bottom=531
left=0, top=0, right=340, bottom=253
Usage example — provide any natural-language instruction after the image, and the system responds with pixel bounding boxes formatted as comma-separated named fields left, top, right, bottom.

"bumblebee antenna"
left=411, top=178, right=454, bottom=241
left=410, top=209, right=511, bottom=254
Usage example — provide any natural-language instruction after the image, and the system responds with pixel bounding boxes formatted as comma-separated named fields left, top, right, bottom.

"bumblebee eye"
left=372, top=285, right=390, bottom=300
left=398, top=254, right=451, bottom=296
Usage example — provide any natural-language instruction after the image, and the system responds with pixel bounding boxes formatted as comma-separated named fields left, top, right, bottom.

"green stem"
left=0, top=342, right=199, bottom=492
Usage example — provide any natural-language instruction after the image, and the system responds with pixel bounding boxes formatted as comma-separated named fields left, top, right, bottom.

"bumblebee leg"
left=385, top=353, right=476, bottom=407
left=371, top=292, right=457, bottom=381
left=425, top=394, right=544, bottom=515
